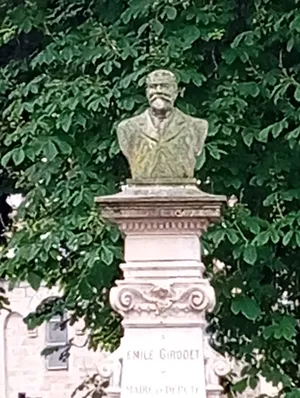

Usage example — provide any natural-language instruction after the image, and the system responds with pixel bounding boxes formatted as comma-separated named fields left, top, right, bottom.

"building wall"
left=0, top=282, right=106, bottom=398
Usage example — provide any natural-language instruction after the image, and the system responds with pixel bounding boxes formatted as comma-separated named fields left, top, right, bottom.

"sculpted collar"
left=140, top=108, right=186, bottom=143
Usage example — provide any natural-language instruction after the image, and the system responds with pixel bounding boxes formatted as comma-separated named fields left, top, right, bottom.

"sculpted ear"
left=195, top=119, right=208, bottom=156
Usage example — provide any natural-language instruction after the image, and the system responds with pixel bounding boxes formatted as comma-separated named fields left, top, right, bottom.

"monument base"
left=96, top=185, right=230, bottom=398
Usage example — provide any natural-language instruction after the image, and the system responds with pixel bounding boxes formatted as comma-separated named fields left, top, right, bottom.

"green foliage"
left=0, top=0, right=300, bottom=395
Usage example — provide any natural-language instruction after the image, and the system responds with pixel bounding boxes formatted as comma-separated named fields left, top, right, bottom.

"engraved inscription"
left=126, top=349, right=200, bottom=361
left=125, top=385, right=202, bottom=395
left=122, top=329, right=206, bottom=398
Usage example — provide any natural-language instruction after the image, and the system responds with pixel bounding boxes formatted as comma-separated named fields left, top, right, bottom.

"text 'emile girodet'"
left=126, top=348, right=200, bottom=361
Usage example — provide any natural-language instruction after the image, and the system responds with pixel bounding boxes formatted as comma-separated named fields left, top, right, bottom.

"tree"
left=1, top=0, right=300, bottom=395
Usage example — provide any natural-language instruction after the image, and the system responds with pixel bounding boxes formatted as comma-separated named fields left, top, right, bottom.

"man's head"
left=146, top=69, right=178, bottom=113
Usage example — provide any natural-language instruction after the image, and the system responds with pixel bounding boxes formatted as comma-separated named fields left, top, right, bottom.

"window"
left=45, top=314, right=68, bottom=370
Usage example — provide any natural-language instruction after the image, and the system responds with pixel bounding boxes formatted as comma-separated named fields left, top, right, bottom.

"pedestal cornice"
left=96, top=185, right=226, bottom=235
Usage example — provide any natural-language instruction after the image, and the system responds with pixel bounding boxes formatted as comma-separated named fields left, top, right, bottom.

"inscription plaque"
left=121, top=328, right=205, bottom=398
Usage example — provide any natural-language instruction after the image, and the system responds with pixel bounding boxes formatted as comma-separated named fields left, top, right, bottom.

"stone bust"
left=117, top=69, right=208, bottom=182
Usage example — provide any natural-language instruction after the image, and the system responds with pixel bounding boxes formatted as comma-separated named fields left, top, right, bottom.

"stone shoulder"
left=117, top=112, right=146, bottom=130
left=176, top=109, right=208, bottom=129
left=190, top=115, right=208, bottom=130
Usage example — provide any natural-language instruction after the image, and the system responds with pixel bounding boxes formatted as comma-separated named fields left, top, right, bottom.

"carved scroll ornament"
left=109, top=282, right=215, bottom=316
left=204, top=334, right=231, bottom=396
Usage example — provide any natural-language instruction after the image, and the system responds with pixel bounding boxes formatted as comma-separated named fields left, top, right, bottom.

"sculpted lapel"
left=159, top=109, right=186, bottom=144
left=136, top=110, right=186, bottom=144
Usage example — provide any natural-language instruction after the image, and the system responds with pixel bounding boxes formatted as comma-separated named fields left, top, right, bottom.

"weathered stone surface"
left=117, top=70, right=208, bottom=182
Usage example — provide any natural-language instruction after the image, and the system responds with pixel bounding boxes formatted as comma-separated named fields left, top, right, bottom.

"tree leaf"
left=165, top=6, right=177, bottom=20
left=295, top=231, right=300, bottom=247
left=283, top=231, right=293, bottom=246
left=281, top=317, right=297, bottom=341
left=79, top=279, right=93, bottom=300
left=101, top=246, right=114, bottom=266
left=294, top=85, right=300, bottom=102
left=226, top=229, right=239, bottom=244
left=233, top=378, right=248, bottom=393
left=286, top=390, right=300, bottom=398
left=182, top=25, right=200, bottom=45
left=263, top=324, right=277, bottom=340
left=255, top=231, right=270, bottom=245
left=231, top=298, right=242, bottom=315
left=233, top=245, right=243, bottom=259
left=242, top=297, right=261, bottom=320
left=73, top=190, right=83, bottom=206
left=243, top=245, right=257, bottom=265
left=287, top=37, right=294, bottom=52
left=232, top=296, right=261, bottom=321
left=54, top=138, right=72, bottom=155
left=270, top=227, right=280, bottom=243
left=12, top=148, right=25, bottom=165
left=249, top=376, right=259, bottom=390
left=258, top=126, right=271, bottom=142
left=28, top=272, right=42, bottom=291
left=211, top=229, right=226, bottom=245
left=61, top=113, right=72, bottom=132
left=138, top=23, right=148, bottom=36
left=109, top=227, right=121, bottom=243
left=241, top=131, right=254, bottom=147
left=247, top=218, right=260, bottom=234
left=1, top=150, right=13, bottom=167
left=152, top=19, right=164, bottom=35
left=239, top=82, right=259, bottom=97
left=43, top=141, right=58, bottom=161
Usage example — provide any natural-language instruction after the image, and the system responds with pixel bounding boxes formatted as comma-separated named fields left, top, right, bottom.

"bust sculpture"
left=117, top=69, right=208, bottom=183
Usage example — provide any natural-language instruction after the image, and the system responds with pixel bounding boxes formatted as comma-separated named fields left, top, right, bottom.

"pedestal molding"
left=121, top=320, right=208, bottom=328
left=119, top=219, right=208, bottom=234
left=121, top=260, right=205, bottom=279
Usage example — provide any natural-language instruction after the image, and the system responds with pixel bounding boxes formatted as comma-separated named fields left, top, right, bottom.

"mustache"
left=150, top=93, right=172, bottom=102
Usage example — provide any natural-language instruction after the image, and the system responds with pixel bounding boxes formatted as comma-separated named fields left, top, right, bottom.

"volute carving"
left=204, top=334, right=231, bottom=397
left=109, top=282, right=215, bottom=317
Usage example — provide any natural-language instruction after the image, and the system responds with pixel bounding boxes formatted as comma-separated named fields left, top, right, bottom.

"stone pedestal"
left=96, top=184, right=230, bottom=398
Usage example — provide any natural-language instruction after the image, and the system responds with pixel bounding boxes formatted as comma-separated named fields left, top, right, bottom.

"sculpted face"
left=146, top=70, right=178, bottom=113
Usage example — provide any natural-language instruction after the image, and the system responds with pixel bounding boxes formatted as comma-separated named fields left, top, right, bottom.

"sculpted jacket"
left=117, top=108, right=208, bottom=180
